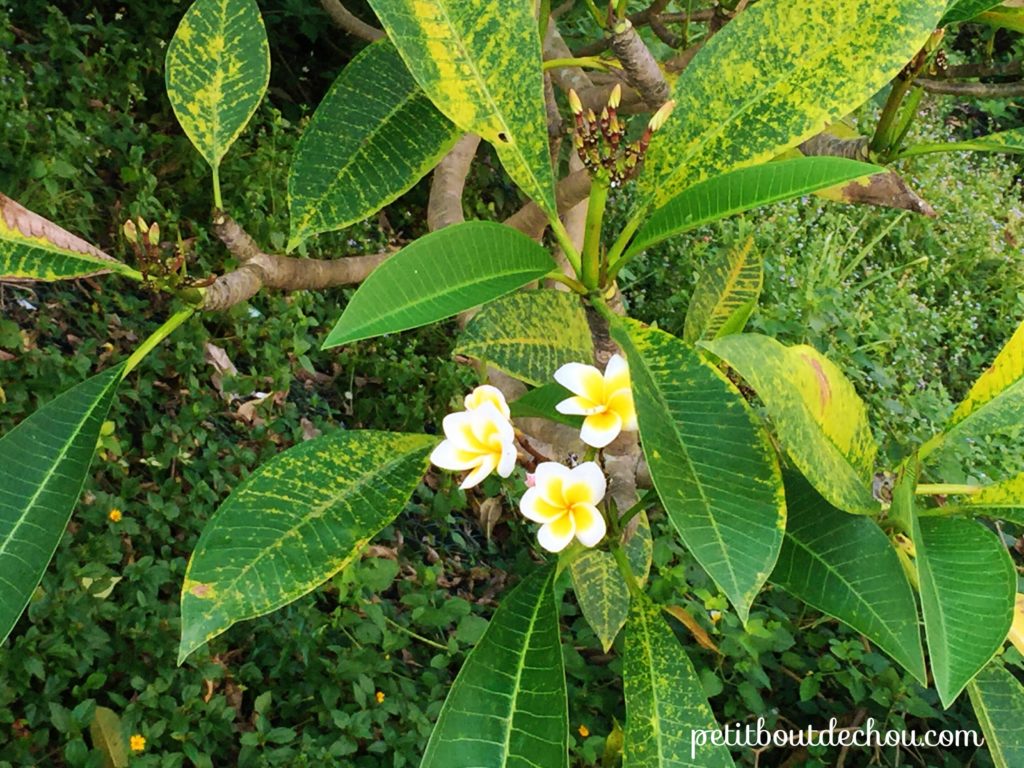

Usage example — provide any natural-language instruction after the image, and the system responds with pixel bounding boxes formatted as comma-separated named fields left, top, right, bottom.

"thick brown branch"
left=503, top=169, right=593, bottom=240
left=319, top=0, right=384, bottom=41
left=609, top=20, right=670, bottom=108
left=573, top=6, right=715, bottom=56
left=934, top=61, right=1022, bottom=80
left=918, top=78, right=1024, bottom=98
left=427, top=135, right=480, bottom=232
left=798, top=133, right=870, bottom=161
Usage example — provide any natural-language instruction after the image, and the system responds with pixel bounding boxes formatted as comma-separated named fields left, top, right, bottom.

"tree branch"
left=319, top=0, right=384, bottom=42
left=918, top=77, right=1024, bottom=98
left=427, top=135, right=480, bottom=232
left=503, top=169, right=593, bottom=240
left=609, top=19, right=670, bottom=108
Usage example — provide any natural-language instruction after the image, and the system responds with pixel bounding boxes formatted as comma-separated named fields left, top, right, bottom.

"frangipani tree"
left=3, top=0, right=1024, bottom=764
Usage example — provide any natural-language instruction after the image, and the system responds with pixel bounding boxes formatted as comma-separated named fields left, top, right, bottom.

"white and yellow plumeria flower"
left=554, top=354, right=637, bottom=448
left=463, top=384, right=511, bottom=420
left=430, top=401, right=517, bottom=489
left=519, top=461, right=607, bottom=553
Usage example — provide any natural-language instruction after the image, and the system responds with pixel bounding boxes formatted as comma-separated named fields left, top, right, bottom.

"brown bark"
left=798, top=133, right=871, bottom=161
left=427, top=135, right=480, bottom=232
left=319, top=0, right=384, bottom=41
left=918, top=78, right=1024, bottom=98
left=609, top=20, right=671, bottom=109
left=503, top=170, right=592, bottom=240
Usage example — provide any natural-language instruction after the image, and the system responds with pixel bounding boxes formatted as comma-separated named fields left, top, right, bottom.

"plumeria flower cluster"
left=429, top=356, right=637, bottom=553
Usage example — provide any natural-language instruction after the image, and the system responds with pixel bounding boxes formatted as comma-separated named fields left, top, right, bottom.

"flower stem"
left=581, top=177, right=610, bottom=290
left=915, top=483, right=983, bottom=496
left=610, top=540, right=642, bottom=598
left=550, top=215, right=583, bottom=278
left=121, top=305, right=197, bottom=379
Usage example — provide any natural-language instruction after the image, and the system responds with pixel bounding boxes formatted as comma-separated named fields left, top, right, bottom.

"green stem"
left=889, top=86, right=924, bottom=153
left=543, top=57, right=619, bottom=72
left=121, top=305, right=197, bottom=379
left=383, top=616, right=449, bottom=651
left=550, top=215, right=584, bottom=279
left=870, top=77, right=915, bottom=155
left=583, top=0, right=606, bottom=28
left=545, top=270, right=589, bottom=294
left=212, top=165, right=223, bottom=210
left=915, top=483, right=983, bottom=496
left=538, top=0, right=551, bottom=38
left=610, top=540, right=642, bottom=598
left=605, top=213, right=644, bottom=283
left=581, top=177, right=610, bottom=289
left=895, top=140, right=1002, bottom=160
left=617, top=488, right=659, bottom=531
left=616, top=0, right=629, bottom=21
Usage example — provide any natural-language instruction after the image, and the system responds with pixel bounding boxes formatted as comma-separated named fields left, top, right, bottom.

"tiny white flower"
left=430, top=402, right=517, bottom=489
left=519, top=461, right=607, bottom=553
left=554, top=354, right=637, bottom=449
left=463, top=384, right=511, bottom=420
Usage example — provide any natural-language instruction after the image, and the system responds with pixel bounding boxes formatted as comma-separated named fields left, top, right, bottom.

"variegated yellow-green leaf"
left=623, top=592, right=734, bottom=767
left=893, top=464, right=1016, bottom=708
left=924, top=318, right=1024, bottom=458
left=636, top=0, right=945, bottom=211
left=962, top=472, right=1024, bottom=525
left=165, top=0, right=270, bottom=171
left=612, top=319, right=785, bottom=622
left=626, top=158, right=880, bottom=258
left=455, top=290, right=594, bottom=386
left=943, top=0, right=1004, bottom=24
left=977, top=5, right=1024, bottom=32
left=178, top=430, right=435, bottom=663
left=90, top=706, right=129, bottom=768
left=1, top=366, right=124, bottom=644
left=705, top=334, right=879, bottom=515
left=968, top=662, right=1024, bottom=768
left=323, top=221, right=555, bottom=348
left=0, top=193, right=140, bottom=281
left=422, top=566, right=568, bottom=767
left=683, top=236, right=762, bottom=345
left=770, top=472, right=926, bottom=683
left=287, top=40, right=461, bottom=249
left=570, top=513, right=653, bottom=652
left=366, top=0, right=556, bottom=213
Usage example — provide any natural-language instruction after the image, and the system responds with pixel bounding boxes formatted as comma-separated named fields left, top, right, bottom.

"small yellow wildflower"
left=578, top=724, right=590, bottom=738
left=108, top=508, right=122, bottom=523
left=375, top=691, right=385, bottom=704
left=129, top=734, right=146, bottom=752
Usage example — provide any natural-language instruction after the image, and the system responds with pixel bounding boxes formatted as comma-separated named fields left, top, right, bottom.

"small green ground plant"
left=4, top=0, right=1024, bottom=765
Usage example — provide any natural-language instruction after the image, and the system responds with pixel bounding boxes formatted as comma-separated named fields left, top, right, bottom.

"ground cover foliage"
left=1, top=1, right=1024, bottom=766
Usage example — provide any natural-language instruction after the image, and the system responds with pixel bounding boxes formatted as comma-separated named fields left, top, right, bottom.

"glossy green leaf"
left=0, top=367, right=123, bottom=643
left=628, top=158, right=880, bottom=257
left=942, top=0, right=1004, bottom=24
left=0, top=193, right=140, bottom=281
left=978, top=6, right=1024, bottom=32
left=912, top=127, right=1024, bottom=157
left=967, top=662, right=1024, bottom=768
left=165, top=0, right=270, bottom=169
left=570, top=513, right=653, bottom=652
left=455, top=290, right=594, bottom=386
left=705, top=333, right=879, bottom=515
left=367, top=0, right=555, bottom=213
left=926, top=318, right=1024, bottom=457
left=324, top=221, right=555, bottom=348
left=637, top=0, right=945, bottom=211
left=770, top=473, right=925, bottom=683
left=683, top=236, right=762, bottom=345
left=179, top=430, right=435, bottom=663
left=508, top=383, right=583, bottom=428
left=623, top=592, right=734, bottom=768
left=422, top=566, right=567, bottom=768
left=287, top=40, right=460, bottom=249
left=962, top=472, right=1024, bottom=525
left=612, top=318, right=785, bottom=622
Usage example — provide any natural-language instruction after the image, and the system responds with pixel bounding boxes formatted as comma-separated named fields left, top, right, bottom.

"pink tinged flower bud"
left=526, top=473, right=536, bottom=488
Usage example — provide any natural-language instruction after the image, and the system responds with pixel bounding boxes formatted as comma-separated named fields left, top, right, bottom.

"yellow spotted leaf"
left=960, top=472, right=1024, bottom=525
left=165, top=0, right=270, bottom=171
left=968, top=662, right=1024, bottom=768
left=178, top=430, right=435, bottom=663
left=705, top=334, right=879, bottom=515
left=366, top=0, right=556, bottom=214
left=683, top=236, right=762, bottom=344
left=0, top=193, right=139, bottom=282
left=637, top=0, right=945, bottom=211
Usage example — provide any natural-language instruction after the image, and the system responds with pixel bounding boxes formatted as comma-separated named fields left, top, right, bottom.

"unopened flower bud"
left=608, top=83, right=622, bottom=110
left=648, top=100, right=676, bottom=133
left=568, top=88, right=583, bottom=116
left=123, top=220, right=138, bottom=244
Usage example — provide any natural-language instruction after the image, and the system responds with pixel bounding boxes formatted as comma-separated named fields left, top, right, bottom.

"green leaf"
left=942, top=0, right=1004, bottom=24
left=967, top=662, right=1024, bottom=768
left=0, top=367, right=123, bottom=643
left=421, top=566, right=568, bottom=768
left=0, top=193, right=140, bottom=281
left=623, top=592, right=734, bottom=767
left=612, top=318, right=785, bottom=622
left=628, top=158, right=881, bottom=257
left=287, top=40, right=460, bottom=249
left=704, top=333, right=879, bottom=515
left=570, top=513, right=653, bottom=652
left=977, top=5, right=1024, bottom=32
left=89, top=706, right=129, bottom=768
left=925, top=318, right=1024, bottom=457
left=508, top=382, right=583, bottom=428
left=165, top=0, right=270, bottom=170
left=962, top=472, right=1024, bottom=525
left=636, top=0, right=945, bottom=211
left=323, top=221, right=554, bottom=348
left=683, top=236, right=762, bottom=345
left=770, top=472, right=926, bottom=683
left=455, top=290, right=594, bottom=386
left=178, top=430, right=435, bottom=663
left=367, top=0, right=555, bottom=213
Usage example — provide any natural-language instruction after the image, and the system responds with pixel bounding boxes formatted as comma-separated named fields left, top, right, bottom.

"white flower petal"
left=569, top=462, right=607, bottom=503
left=464, top=385, right=511, bottom=420
left=580, top=410, right=623, bottom=449
left=430, top=439, right=478, bottom=471
left=572, top=503, right=607, bottom=547
left=520, top=487, right=566, bottom=523
left=441, top=410, right=477, bottom=447
left=554, top=362, right=605, bottom=401
left=555, top=395, right=604, bottom=416
left=537, top=514, right=576, bottom=553
left=460, top=455, right=498, bottom=489
left=497, top=437, right=517, bottom=477
left=533, top=461, right=572, bottom=492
